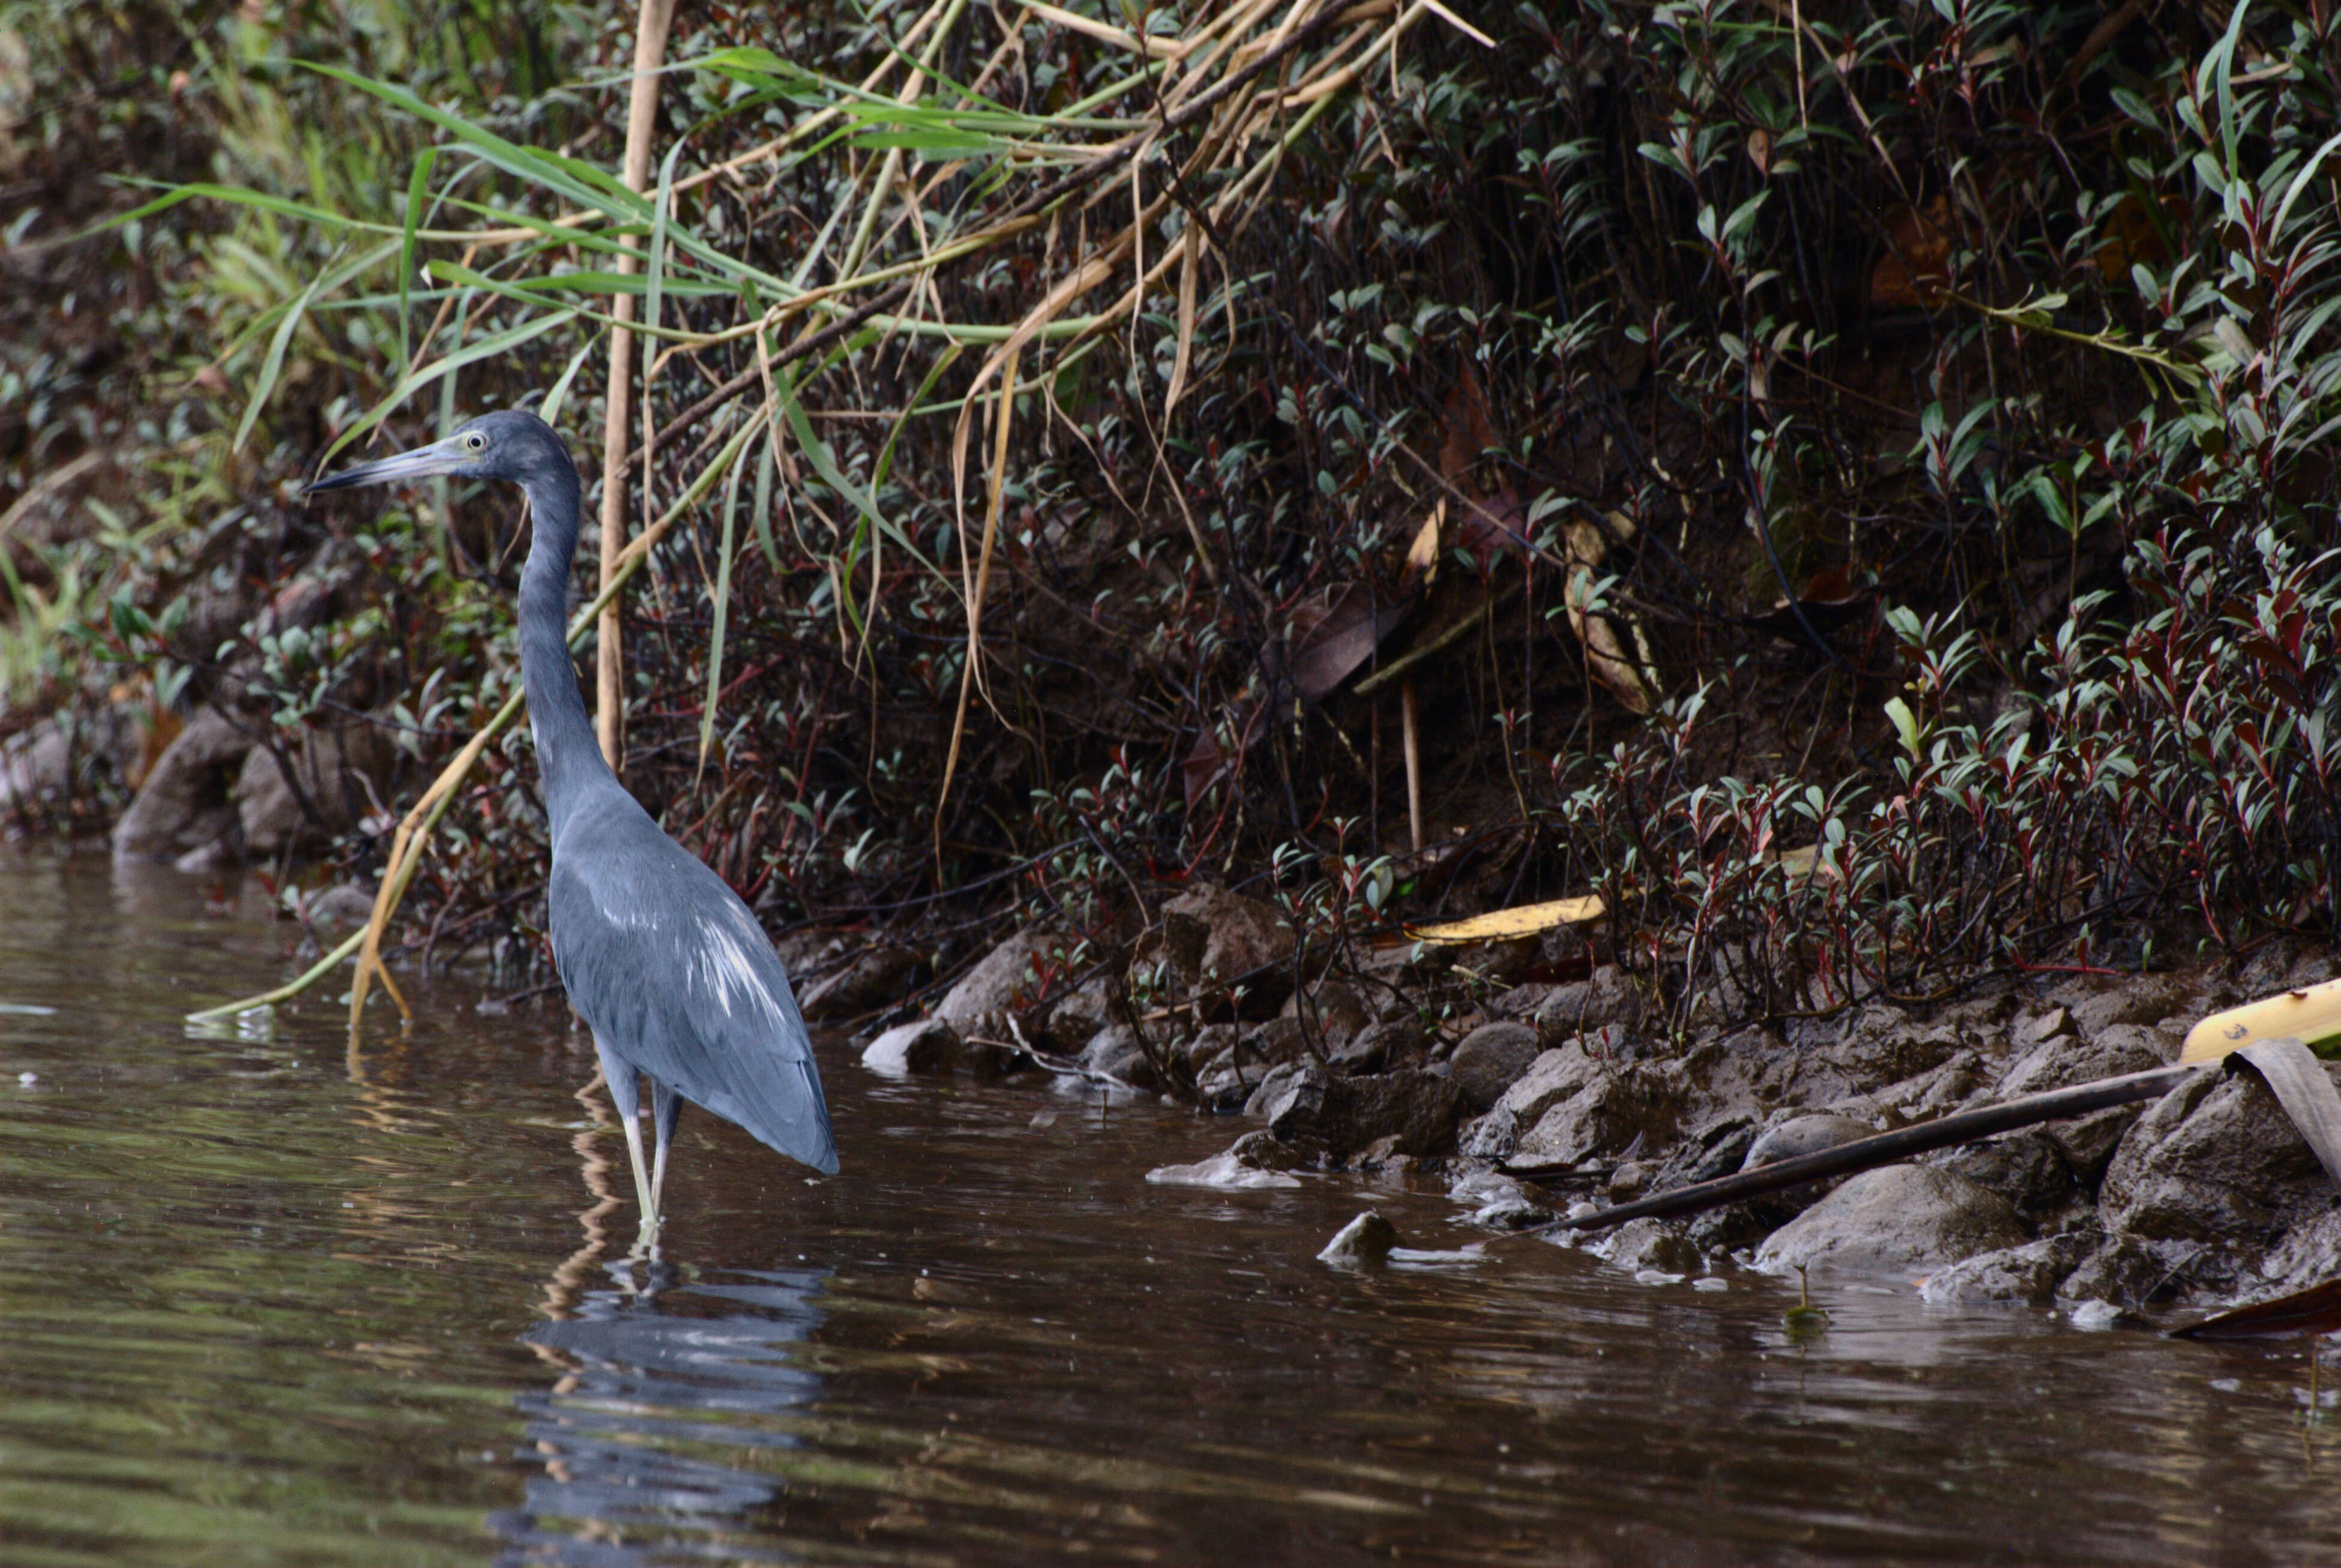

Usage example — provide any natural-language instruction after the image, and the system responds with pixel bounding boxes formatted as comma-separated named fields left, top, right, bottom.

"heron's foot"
left=628, top=1213, right=663, bottom=1261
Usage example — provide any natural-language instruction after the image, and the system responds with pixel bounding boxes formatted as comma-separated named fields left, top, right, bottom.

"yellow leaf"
left=1406, top=895, right=1606, bottom=944
left=1404, top=500, right=1443, bottom=580
left=2180, top=976, right=2341, bottom=1065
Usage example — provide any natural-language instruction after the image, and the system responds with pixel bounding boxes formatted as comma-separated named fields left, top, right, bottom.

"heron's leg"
left=650, top=1081, right=682, bottom=1218
left=592, top=1034, right=658, bottom=1229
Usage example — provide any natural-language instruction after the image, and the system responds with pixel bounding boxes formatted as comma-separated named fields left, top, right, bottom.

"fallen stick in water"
left=1522, top=1061, right=2205, bottom=1235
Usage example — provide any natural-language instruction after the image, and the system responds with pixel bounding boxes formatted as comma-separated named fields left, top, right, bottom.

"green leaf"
left=1884, top=695, right=1922, bottom=757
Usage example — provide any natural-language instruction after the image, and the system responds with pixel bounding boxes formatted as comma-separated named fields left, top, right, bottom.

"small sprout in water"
left=1783, top=1264, right=1830, bottom=1337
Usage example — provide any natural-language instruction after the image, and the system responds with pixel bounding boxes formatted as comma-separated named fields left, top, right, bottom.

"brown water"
left=4, top=852, right=2339, bottom=1567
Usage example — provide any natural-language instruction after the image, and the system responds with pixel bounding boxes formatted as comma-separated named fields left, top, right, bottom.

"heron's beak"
left=303, top=434, right=472, bottom=495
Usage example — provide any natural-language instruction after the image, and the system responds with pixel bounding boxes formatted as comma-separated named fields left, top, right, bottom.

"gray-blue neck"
left=514, top=462, right=613, bottom=830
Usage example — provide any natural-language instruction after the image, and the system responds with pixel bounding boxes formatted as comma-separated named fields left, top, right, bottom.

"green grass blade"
left=697, top=427, right=749, bottom=787
left=397, top=146, right=437, bottom=376
left=537, top=326, right=606, bottom=429
left=234, top=250, right=340, bottom=452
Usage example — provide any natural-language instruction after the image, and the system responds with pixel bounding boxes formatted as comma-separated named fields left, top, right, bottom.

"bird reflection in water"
left=495, top=1260, right=828, bottom=1565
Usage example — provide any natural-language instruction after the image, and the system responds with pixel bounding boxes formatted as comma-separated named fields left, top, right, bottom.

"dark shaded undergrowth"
left=2, top=0, right=2336, bottom=1033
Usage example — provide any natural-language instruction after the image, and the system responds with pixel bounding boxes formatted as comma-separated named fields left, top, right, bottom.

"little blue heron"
left=308, top=410, right=839, bottom=1245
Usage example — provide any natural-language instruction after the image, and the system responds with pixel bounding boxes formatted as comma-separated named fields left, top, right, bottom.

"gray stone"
left=861, top=1017, right=961, bottom=1076
left=1457, top=1044, right=1605, bottom=1160
left=2067, top=976, right=2191, bottom=1042
left=798, top=942, right=925, bottom=1020
left=2011, top=1005, right=2073, bottom=1051
left=1145, top=1148, right=1303, bottom=1189
left=1267, top=1066, right=1463, bottom=1158
left=1753, top=1165, right=2029, bottom=1275
left=234, top=722, right=394, bottom=855
left=1508, top=1065, right=1680, bottom=1170
left=1240, top=1015, right=1310, bottom=1069
left=1178, top=1023, right=1241, bottom=1074
left=1318, top=1210, right=1399, bottom=1266
left=1285, top=981, right=1368, bottom=1051
left=299, top=883, right=378, bottom=934
left=1601, top=1218, right=1701, bottom=1276
left=1330, top=1018, right=1420, bottom=1076
left=1243, top=1059, right=1315, bottom=1119
left=1469, top=1193, right=1555, bottom=1229
left=112, top=707, right=252, bottom=862
left=1997, top=1023, right=2171, bottom=1098
left=1077, top=1023, right=1163, bottom=1090
left=1773, top=1006, right=1965, bottom=1106
left=1159, top=885, right=1292, bottom=986
left=1, top=710, right=130, bottom=811
left=2097, top=1064, right=2340, bottom=1248
left=1532, top=964, right=1643, bottom=1042
left=1039, top=973, right=1116, bottom=1053
left=1743, top=1113, right=1875, bottom=1171
left=1918, top=1236, right=2092, bottom=1306
left=934, top=930, right=1058, bottom=1035
left=1448, top=1021, right=1542, bottom=1111
left=1933, top=1129, right=2079, bottom=1222
left=2256, top=1206, right=2341, bottom=1297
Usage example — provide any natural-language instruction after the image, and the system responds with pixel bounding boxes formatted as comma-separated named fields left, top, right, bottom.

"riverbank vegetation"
left=4, top=0, right=2337, bottom=1042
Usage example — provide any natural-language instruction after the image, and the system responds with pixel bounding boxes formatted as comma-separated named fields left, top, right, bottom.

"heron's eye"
left=463, top=432, right=487, bottom=452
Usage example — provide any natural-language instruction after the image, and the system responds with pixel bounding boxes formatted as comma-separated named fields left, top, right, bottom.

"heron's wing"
left=549, top=807, right=838, bottom=1174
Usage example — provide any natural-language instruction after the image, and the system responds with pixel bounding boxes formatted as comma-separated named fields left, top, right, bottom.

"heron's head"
left=304, top=409, right=573, bottom=496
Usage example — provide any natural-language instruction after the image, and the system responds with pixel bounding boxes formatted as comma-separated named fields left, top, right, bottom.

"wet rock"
left=1, top=707, right=141, bottom=811
left=1240, top=1015, right=1310, bottom=1069
left=1243, top=1059, right=1314, bottom=1119
left=935, top=930, right=1058, bottom=1036
left=2255, top=1206, right=2341, bottom=1297
left=1600, top=1218, right=1701, bottom=1276
left=1193, top=1053, right=1259, bottom=1113
left=1933, top=1129, right=2080, bottom=1224
left=1507, top=1063, right=1680, bottom=1170
left=1178, top=1023, right=1241, bottom=1075
left=1038, top=973, right=1116, bottom=1053
left=1753, top=1165, right=2028, bottom=1275
left=861, top=1018, right=961, bottom=1076
left=1457, top=1044, right=1604, bottom=1161
left=2097, top=1064, right=2339, bottom=1250
left=234, top=722, right=394, bottom=856
left=1474, top=1195, right=1555, bottom=1229
left=298, top=883, right=378, bottom=934
left=1145, top=1147, right=1304, bottom=1189
left=1448, top=1021, right=1541, bottom=1112
left=1330, top=1018, right=1420, bottom=1076
left=1285, top=981, right=1368, bottom=1052
left=1773, top=1006, right=1964, bottom=1107
left=1159, top=885, right=1292, bottom=988
left=1266, top=1065, right=1463, bottom=1159
left=1993, top=1023, right=2174, bottom=1180
left=1318, top=1210, right=1399, bottom=1266
left=1468, top=1187, right=1555, bottom=1228
left=2067, top=1299, right=2130, bottom=1330
left=1531, top=964, right=1643, bottom=1043
left=2010, top=1005, right=2073, bottom=1051
left=2055, top=1231, right=2201, bottom=1308
left=1487, top=982, right=1553, bottom=1021
left=1077, top=1023, right=1164, bottom=1091
left=1743, top=1113, right=1874, bottom=1171
left=1918, top=1235, right=2093, bottom=1306
left=112, top=707, right=252, bottom=862
left=1224, top=1129, right=1307, bottom=1171
left=2064, top=975, right=2190, bottom=1042
left=798, top=942, right=925, bottom=1021
left=1664, top=1028, right=1776, bottom=1134
left=1997, top=1022, right=2171, bottom=1098
left=1606, top=1160, right=1650, bottom=1201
